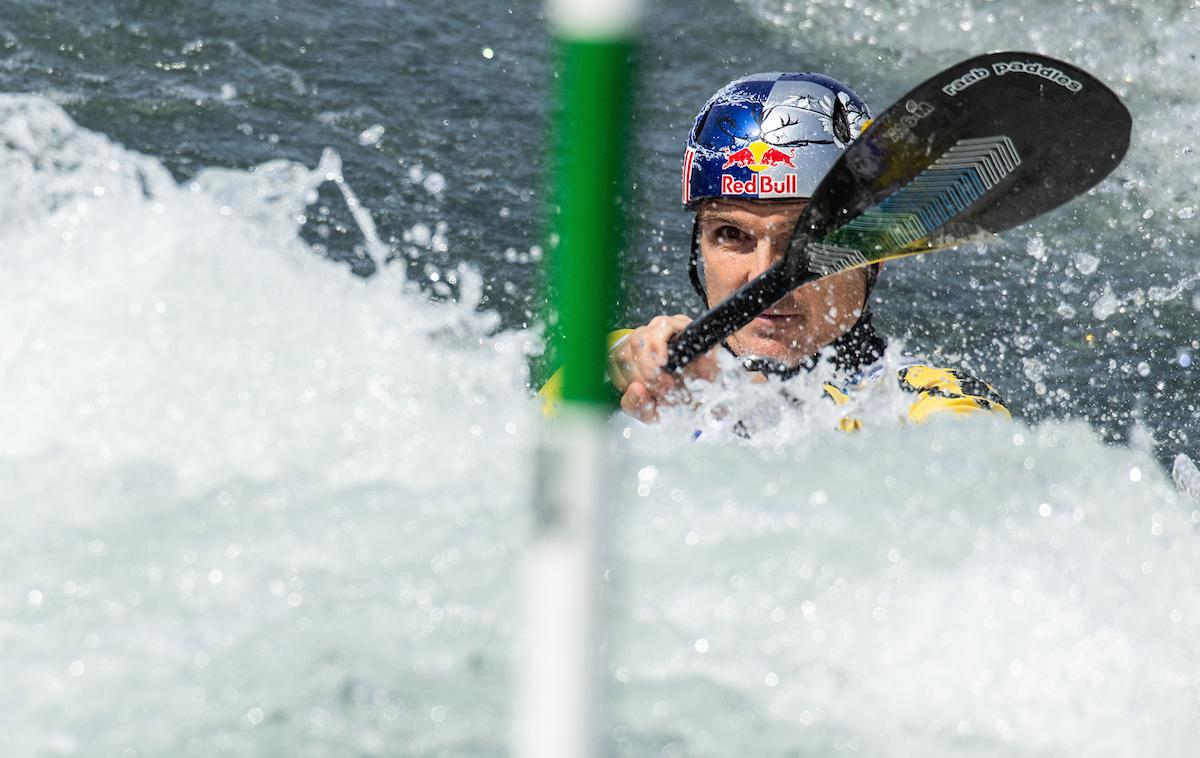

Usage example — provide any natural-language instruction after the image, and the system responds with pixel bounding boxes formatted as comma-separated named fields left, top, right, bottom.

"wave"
left=2, top=94, right=1198, bottom=756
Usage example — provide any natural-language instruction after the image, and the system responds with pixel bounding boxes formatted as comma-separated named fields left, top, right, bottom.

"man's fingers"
left=621, top=382, right=659, bottom=423
left=630, top=338, right=669, bottom=386
left=613, top=342, right=662, bottom=393
left=610, top=315, right=700, bottom=421
left=635, top=315, right=689, bottom=379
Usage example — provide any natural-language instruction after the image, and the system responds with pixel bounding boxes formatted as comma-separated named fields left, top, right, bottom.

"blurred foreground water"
left=2, top=0, right=1199, bottom=755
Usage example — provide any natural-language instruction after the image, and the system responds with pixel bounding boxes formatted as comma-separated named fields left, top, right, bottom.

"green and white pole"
left=514, top=2, right=640, bottom=758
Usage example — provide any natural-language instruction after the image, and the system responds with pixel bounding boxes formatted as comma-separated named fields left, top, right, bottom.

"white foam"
left=1175, top=454, right=1200, bottom=498
left=2, top=95, right=1198, bottom=756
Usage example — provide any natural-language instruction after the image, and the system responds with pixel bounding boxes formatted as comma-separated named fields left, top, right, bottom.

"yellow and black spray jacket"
left=823, top=362, right=1011, bottom=431
left=537, top=329, right=1011, bottom=428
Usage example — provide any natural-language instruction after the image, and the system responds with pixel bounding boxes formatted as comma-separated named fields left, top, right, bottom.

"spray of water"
left=3, top=94, right=1199, bottom=756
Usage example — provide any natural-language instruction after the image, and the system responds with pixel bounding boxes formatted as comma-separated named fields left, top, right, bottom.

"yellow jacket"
left=537, top=329, right=1011, bottom=428
left=822, top=363, right=1011, bottom=431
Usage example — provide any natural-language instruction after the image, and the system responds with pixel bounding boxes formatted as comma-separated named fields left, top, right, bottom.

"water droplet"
left=1092, top=284, right=1119, bottom=320
left=357, top=124, right=385, bottom=147
left=1074, top=252, right=1100, bottom=275
left=423, top=173, right=446, bottom=195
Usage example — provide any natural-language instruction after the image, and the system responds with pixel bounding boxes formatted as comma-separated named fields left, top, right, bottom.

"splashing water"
left=1175, top=455, right=1200, bottom=500
left=3, top=93, right=1200, bottom=756
left=1092, top=271, right=1200, bottom=323
left=0, top=94, right=537, bottom=755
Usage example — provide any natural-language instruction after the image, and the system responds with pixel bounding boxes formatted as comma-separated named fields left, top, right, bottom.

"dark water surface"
left=1, top=0, right=1196, bottom=450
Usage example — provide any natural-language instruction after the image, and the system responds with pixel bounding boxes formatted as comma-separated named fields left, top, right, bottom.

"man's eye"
left=715, top=226, right=746, bottom=243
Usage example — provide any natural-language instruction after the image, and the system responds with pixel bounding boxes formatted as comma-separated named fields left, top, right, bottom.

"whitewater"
left=2, top=84, right=1200, bottom=757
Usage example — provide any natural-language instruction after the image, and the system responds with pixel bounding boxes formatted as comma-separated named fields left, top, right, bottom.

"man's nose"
left=748, top=233, right=789, bottom=278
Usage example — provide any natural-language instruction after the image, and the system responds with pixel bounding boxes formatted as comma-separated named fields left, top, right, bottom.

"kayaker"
left=541, top=72, right=1009, bottom=428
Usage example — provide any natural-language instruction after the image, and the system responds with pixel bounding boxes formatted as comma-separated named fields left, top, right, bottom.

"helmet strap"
left=687, top=217, right=710, bottom=308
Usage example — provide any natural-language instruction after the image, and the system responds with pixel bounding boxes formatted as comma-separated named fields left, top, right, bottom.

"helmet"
left=682, top=72, right=872, bottom=208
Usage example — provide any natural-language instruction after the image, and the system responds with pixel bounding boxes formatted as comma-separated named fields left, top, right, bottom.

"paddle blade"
left=795, top=51, right=1132, bottom=276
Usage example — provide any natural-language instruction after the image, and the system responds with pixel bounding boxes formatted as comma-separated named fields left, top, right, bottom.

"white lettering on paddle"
left=942, top=67, right=991, bottom=97
left=991, top=60, right=1083, bottom=93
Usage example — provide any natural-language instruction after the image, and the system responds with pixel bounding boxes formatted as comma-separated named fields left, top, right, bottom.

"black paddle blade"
left=800, top=52, right=1131, bottom=269
left=665, top=52, right=1131, bottom=373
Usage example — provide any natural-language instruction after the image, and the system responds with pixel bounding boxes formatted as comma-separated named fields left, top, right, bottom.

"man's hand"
left=607, top=314, right=720, bottom=422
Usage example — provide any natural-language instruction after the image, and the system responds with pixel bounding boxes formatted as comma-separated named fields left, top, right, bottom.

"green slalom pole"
left=515, top=2, right=639, bottom=758
left=546, top=34, right=634, bottom=406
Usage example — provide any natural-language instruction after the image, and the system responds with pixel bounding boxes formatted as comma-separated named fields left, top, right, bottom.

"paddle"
left=663, top=51, right=1131, bottom=373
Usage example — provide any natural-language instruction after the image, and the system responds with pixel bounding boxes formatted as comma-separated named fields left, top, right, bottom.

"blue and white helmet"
left=682, top=72, right=872, bottom=208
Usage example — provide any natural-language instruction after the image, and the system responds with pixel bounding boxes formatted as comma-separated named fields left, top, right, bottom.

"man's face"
left=697, top=198, right=869, bottom=365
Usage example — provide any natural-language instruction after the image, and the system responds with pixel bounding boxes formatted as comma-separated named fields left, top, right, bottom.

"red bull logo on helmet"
left=721, top=172, right=798, bottom=196
left=721, top=140, right=795, bottom=172
left=720, top=139, right=798, bottom=196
